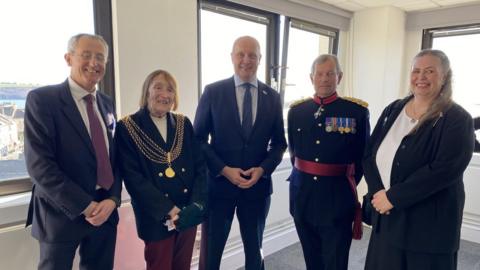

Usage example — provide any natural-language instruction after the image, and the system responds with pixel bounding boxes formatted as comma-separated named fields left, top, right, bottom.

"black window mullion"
left=93, top=0, right=116, bottom=104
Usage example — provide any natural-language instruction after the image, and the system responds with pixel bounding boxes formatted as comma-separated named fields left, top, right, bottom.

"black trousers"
left=365, top=227, right=458, bottom=270
left=294, top=219, right=352, bottom=270
left=38, top=222, right=117, bottom=270
left=199, top=196, right=271, bottom=270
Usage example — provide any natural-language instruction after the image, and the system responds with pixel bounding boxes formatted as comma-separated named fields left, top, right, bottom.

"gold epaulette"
left=289, top=97, right=312, bottom=108
left=342, top=96, right=368, bottom=108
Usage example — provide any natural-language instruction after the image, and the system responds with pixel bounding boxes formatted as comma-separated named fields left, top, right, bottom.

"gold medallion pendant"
left=165, top=167, right=175, bottom=178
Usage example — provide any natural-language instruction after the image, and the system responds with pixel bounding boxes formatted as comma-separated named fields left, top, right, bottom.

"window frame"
left=198, top=0, right=280, bottom=92
left=421, top=23, right=480, bottom=49
left=0, top=0, right=115, bottom=197
left=279, top=17, right=339, bottom=105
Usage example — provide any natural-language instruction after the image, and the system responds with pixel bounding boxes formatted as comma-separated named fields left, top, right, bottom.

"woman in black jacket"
left=116, top=69, right=207, bottom=270
left=363, top=49, right=475, bottom=270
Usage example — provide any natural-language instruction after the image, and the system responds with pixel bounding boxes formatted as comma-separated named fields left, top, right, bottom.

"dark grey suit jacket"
left=24, top=80, right=121, bottom=242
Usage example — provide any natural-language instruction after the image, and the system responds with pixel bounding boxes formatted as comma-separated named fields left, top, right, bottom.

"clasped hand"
left=84, top=199, right=116, bottom=226
left=221, top=166, right=264, bottom=189
left=371, top=189, right=394, bottom=215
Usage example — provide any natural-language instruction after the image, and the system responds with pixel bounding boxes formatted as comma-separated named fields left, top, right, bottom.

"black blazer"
left=474, top=116, right=480, bottom=152
left=24, top=80, right=121, bottom=242
left=116, top=109, right=207, bottom=241
left=193, top=77, right=287, bottom=200
left=363, top=96, right=475, bottom=253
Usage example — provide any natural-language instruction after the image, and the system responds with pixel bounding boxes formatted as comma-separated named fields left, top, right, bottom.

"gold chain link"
left=123, top=114, right=185, bottom=164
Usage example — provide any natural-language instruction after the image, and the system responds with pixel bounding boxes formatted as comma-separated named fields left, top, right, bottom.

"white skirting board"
left=190, top=218, right=299, bottom=270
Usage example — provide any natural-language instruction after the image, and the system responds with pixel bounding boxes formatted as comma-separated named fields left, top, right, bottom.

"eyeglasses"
left=314, top=71, right=338, bottom=78
left=73, top=52, right=107, bottom=63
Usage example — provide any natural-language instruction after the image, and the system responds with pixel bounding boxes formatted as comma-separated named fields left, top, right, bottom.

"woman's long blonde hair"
left=410, top=49, right=453, bottom=133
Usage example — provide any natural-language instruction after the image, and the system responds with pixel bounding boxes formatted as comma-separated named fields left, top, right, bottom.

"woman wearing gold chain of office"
left=116, top=69, right=207, bottom=270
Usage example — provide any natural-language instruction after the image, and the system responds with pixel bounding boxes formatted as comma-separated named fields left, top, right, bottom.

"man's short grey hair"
left=310, top=54, right=342, bottom=75
left=67, top=33, right=109, bottom=56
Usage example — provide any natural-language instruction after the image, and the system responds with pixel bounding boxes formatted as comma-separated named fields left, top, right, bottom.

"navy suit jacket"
left=24, top=80, right=121, bottom=242
left=194, top=77, right=287, bottom=200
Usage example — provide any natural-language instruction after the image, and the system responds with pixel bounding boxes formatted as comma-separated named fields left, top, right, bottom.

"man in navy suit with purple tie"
left=24, top=33, right=121, bottom=270
left=194, top=36, right=287, bottom=270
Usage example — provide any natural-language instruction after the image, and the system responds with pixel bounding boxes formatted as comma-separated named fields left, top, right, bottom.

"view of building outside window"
left=0, top=0, right=94, bottom=182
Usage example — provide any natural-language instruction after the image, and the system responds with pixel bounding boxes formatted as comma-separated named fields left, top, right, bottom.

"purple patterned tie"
left=84, top=94, right=114, bottom=190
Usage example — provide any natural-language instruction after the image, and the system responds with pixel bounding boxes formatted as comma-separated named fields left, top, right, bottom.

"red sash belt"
left=294, top=157, right=363, bottom=240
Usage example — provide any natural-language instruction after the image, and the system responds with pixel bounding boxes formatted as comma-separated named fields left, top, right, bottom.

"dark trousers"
left=365, top=228, right=458, bottom=270
left=294, top=219, right=352, bottom=270
left=144, top=227, right=197, bottom=270
left=199, top=196, right=271, bottom=270
left=38, top=223, right=117, bottom=270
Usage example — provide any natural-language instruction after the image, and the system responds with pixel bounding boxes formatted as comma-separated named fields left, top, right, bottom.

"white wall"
left=350, top=6, right=406, bottom=121
left=113, top=0, right=199, bottom=119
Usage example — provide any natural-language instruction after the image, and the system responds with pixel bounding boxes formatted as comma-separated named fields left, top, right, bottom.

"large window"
left=198, top=1, right=338, bottom=110
left=423, top=24, right=480, bottom=146
left=279, top=18, right=338, bottom=122
left=0, top=0, right=114, bottom=195
left=199, top=1, right=279, bottom=91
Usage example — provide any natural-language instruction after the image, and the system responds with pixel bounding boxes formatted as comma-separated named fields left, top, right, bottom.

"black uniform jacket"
left=116, top=108, right=207, bottom=241
left=363, top=96, right=475, bottom=253
left=288, top=95, right=370, bottom=226
left=474, top=116, right=480, bottom=152
left=24, top=80, right=121, bottom=242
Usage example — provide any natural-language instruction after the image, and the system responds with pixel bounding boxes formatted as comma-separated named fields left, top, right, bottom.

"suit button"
left=183, top=188, right=188, bottom=193
left=313, top=176, right=318, bottom=181
left=401, top=145, right=406, bottom=149
left=315, top=158, right=319, bottom=162
left=396, top=162, right=400, bottom=166
left=315, top=140, right=320, bottom=144
left=165, top=193, right=169, bottom=197
left=182, top=168, right=186, bottom=172
left=318, top=123, right=322, bottom=127
left=297, top=128, right=301, bottom=132
left=158, top=172, right=163, bottom=177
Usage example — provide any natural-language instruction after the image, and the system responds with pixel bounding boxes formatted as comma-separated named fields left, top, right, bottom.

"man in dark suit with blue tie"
left=194, top=36, right=287, bottom=270
left=24, top=33, right=121, bottom=270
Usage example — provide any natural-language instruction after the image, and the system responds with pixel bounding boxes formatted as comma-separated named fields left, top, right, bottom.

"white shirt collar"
left=233, top=74, right=258, bottom=89
left=68, top=77, right=98, bottom=102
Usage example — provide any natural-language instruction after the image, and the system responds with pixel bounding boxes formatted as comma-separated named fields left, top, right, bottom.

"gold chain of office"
left=123, top=114, right=185, bottom=178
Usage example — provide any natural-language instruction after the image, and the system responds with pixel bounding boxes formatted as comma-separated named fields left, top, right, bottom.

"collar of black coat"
left=313, top=92, right=338, bottom=105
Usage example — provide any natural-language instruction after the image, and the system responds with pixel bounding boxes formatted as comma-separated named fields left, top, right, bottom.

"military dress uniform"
left=287, top=92, right=370, bottom=270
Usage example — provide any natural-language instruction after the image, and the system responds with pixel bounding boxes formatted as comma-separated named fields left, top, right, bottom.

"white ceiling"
left=313, top=0, right=480, bottom=12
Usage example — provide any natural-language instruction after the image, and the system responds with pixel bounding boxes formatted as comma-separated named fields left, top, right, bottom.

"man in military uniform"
left=287, top=54, right=370, bottom=270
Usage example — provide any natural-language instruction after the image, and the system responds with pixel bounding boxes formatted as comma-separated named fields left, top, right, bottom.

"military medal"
left=325, top=118, right=333, bottom=132
left=332, top=117, right=338, bottom=132
left=338, top=118, right=344, bottom=133
left=351, top=118, right=357, bottom=134
left=165, top=152, right=175, bottom=178
left=314, top=106, right=323, bottom=119
left=344, top=118, right=351, bottom=133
